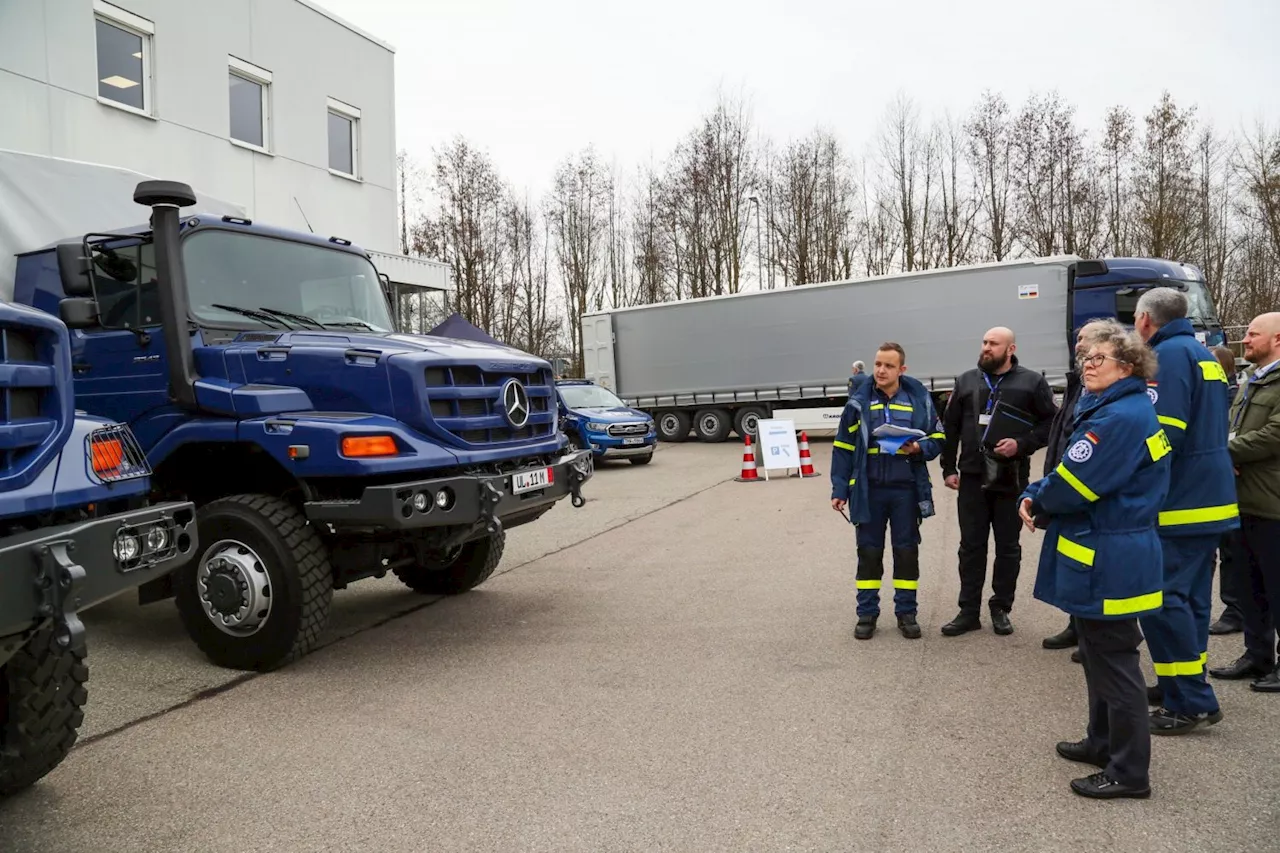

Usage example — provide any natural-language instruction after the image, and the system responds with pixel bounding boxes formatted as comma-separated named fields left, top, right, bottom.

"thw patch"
left=1146, top=382, right=1159, bottom=405
left=1067, top=439, right=1094, bottom=463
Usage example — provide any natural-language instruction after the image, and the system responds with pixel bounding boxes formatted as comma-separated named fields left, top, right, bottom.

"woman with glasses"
left=1017, top=321, right=1172, bottom=800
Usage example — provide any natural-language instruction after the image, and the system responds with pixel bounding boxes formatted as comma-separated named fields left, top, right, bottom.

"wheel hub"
left=197, top=540, right=272, bottom=637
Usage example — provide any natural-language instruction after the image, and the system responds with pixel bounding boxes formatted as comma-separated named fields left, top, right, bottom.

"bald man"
left=940, top=326, right=1058, bottom=636
left=1211, top=312, right=1280, bottom=693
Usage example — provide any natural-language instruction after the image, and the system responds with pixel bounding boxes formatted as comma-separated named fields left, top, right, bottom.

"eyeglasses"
left=1077, top=353, right=1127, bottom=369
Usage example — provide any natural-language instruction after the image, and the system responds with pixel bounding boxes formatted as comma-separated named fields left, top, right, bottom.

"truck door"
left=581, top=314, right=616, bottom=391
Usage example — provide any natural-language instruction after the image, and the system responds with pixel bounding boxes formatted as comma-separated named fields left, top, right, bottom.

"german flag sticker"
left=1085, top=431, right=1100, bottom=445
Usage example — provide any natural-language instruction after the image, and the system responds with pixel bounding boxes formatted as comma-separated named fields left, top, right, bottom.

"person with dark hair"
left=831, top=342, right=945, bottom=640
left=1209, top=344, right=1245, bottom=635
left=1019, top=321, right=1171, bottom=800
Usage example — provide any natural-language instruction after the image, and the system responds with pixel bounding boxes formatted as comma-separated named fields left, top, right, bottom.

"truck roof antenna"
left=294, top=196, right=315, bottom=233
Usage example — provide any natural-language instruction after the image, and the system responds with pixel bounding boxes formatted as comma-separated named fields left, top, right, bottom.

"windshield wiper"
left=322, top=319, right=378, bottom=331
left=257, top=307, right=327, bottom=330
left=211, top=303, right=295, bottom=330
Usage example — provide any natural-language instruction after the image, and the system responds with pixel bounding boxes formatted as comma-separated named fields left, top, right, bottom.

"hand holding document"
left=872, top=423, right=926, bottom=456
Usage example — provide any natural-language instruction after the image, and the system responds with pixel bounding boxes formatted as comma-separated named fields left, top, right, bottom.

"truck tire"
left=175, top=494, right=334, bottom=672
left=0, top=626, right=88, bottom=797
left=733, top=406, right=769, bottom=438
left=656, top=410, right=691, bottom=442
left=694, top=408, right=732, bottom=442
left=393, top=530, right=505, bottom=595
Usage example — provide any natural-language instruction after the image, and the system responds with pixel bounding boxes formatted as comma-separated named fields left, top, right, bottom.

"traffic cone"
left=797, top=431, right=819, bottom=477
left=734, top=433, right=761, bottom=482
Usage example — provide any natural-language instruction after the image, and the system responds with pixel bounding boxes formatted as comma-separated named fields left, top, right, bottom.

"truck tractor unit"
left=579, top=255, right=1226, bottom=441
left=556, top=379, right=656, bottom=466
left=8, top=179, right=593, bottom=673
left=1, top=300, right=196, bottom=797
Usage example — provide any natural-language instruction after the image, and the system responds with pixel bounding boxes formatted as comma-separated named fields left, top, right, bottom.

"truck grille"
left=607, top=423, right=649, bottom=437
left=0, top=319, right=63, bottom=491
left=423, top=365, right=556, bottom=446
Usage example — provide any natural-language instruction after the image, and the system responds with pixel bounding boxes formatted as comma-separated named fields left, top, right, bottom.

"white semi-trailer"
left=579, top=255, right=1225, bottom=442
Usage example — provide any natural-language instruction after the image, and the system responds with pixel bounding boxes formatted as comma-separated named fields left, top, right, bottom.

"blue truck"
left=1, top=299, right=196, bottom=797
left=5, top=178, right=593, bottom=673
left=556, top=379, right=657, bottom=465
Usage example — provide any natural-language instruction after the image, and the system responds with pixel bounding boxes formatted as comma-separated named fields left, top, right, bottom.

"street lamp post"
left=748, top=194, right=763, bottom=290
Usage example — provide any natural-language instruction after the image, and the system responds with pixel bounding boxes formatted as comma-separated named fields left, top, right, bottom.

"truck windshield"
left=559, top=384, right=626, bottom=409
left=183, top=230, right=394, bottom=332
left=1114, top=280, right=1221, bottom=329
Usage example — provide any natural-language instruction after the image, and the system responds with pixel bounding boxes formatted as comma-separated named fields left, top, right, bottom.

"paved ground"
left=2, top=439, right=1278, bottom=851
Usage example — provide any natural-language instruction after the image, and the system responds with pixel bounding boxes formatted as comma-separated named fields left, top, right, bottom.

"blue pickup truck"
left=7, top=178, right=593, bottom=673
left=556, top=379, right=656, bottom=466
left=1, top=300, right=196, bottom=796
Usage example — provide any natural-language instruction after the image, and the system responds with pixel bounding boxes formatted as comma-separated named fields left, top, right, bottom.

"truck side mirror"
left=59, top=297, right=100, bottom=329
left=56, top=242, right=94, bottom=297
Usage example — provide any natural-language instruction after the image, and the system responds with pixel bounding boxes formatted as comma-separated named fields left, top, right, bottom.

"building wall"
left=0, top=0, right=398, bottom=254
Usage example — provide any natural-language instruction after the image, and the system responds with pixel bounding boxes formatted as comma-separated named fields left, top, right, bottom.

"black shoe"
left=1209, top=655, right=1272, bottom=680
left=1055, top=739, right=1108, bottom=769
left=854, top=616, right=877, bottom=640
left=1070, top=772, right=1151, bottom=800
left=1043, top=624, right=1079, bottom=649
left=940, top=611, right=982, bottom=636
left=897, top=614, right=921, bottom=639
left=1208, top=616, right=1243, bottom=635
left=1150, top=706, right=1223, bottom=735
left=1147, top=684, right=1163, bottom=706
left=1071, top=649, right=1081, bottom=664
left=1250, top=668, right=1280, bottom=693
left=990, top=608, right=1014, bottom=636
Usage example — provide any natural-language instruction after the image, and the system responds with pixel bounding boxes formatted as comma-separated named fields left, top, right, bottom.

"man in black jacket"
left=940, top=326, right=1057, bottom=636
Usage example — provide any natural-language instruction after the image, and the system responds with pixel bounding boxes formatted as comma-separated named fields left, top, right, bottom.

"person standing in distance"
left=940, top=326, right=1057, bottom=637
left=1208, top=344, right=1246, bottom=636
left=1131, top=288, right=1238, bottom=733
left=1210, top=312, right=1280, bottom=693
left=1018, top=321, right=1171, bottom=800
left=831, top=343, right=945, bottom=640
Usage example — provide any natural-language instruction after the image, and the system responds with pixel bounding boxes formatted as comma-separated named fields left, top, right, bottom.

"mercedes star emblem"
left=501, top=378, right=531, bottom=428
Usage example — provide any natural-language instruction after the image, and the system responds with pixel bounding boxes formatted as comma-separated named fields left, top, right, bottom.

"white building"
left=0, top=0, right=448, bottom=318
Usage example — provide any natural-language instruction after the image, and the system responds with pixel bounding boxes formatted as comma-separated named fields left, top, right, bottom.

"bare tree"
left=877, top=93, right=934, bottom=271
left=965, top=91, right=1016, bottom=262
left=931, top=112, right=979, bottom=268
left=1099, top=106, right=1136, bottom=256
left=1132, top=91, right=1198, bottom=261
left=547, top=147, right=611, bottom=369
left=396, top=149, right=425, bottom=256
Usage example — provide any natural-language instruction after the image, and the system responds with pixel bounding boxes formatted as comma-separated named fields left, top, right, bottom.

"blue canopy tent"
left=428, top=312, right=506, bottom=347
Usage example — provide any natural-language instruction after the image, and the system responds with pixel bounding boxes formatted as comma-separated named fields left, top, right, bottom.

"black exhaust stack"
left=134, top=180, right=200, bottom=410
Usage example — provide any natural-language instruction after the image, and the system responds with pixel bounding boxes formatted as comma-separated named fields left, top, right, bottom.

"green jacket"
left=1228, top=362, right=1280, bottom=520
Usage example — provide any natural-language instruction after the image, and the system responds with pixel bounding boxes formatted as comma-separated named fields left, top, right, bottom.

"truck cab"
left=1069, top=257, right=1225, bottom=347
left=1, top=299, right=196, bottom=797
left=8, top=179, right=592, bottom=674
left=556, top=379, right=656, bottom=466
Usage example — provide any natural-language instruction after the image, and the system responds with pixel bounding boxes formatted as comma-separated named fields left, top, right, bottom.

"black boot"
left=855, top=616, right=877, bottom=640
left=1147, top=684, right=1163, bottom=706
left=990, top=608, right=1014, bottom=636
left=897, top=614, right=922, bottom=639
left=1043, top=619, right=1079, bottom=649
left=941, top=611, right=982, bottom=636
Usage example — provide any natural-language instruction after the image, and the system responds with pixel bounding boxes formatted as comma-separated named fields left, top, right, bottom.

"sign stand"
left=757, top=418, right=802, bottom=479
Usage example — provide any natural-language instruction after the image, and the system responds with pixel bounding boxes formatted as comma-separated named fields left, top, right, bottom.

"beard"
left=978, top=353, right=1005, bottom=372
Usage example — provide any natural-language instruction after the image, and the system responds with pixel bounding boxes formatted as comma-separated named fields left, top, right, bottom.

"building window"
left=327, top=98, right=361, bottom=179
left=228, top=57, right=272, bottom=152
left=94, top=1, right=153, bottom=115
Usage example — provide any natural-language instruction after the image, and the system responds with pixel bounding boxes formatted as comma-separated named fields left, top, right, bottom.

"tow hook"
left=569, top=454, right=590, bottom=508
left=33, top=540, right=88, bottom=657
left=440, top=481, right=504, bottom=550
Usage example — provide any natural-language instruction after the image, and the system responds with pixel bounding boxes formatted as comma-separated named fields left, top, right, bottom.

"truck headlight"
left=113, top=532, right=141, bottom=564
left=586, top=422, right=610, bottom=432
left=145, top=525, right=170, bottom=552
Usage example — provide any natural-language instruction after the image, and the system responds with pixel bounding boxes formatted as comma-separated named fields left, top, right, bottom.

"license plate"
left=512, top=467, right=553, bottom=494
left=622, top=437, right=645, bottom=445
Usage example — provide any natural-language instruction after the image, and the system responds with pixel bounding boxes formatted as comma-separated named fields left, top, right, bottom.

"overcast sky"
left=317, top=0, right=1280, bottom=200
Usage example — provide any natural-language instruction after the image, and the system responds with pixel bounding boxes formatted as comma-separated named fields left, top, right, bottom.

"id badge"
left=1228, top=432, right=1236, bottom=441
left=978, top=414, right=993, bottom=426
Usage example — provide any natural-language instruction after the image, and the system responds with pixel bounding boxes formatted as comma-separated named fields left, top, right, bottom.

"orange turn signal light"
left=341, top=435, right=398, bottom=457
left=91, top=438, right=125, bottom=476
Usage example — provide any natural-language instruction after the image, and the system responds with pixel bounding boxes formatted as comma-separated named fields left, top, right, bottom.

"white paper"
left=872, top=423, right=926, bottom=439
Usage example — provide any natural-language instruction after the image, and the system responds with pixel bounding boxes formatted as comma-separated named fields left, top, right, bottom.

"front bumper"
left=0, top=501, right=197, bottom=659
left=594, top=444, right=655, bottom=458
left=303, top=449, right=594, bottom=538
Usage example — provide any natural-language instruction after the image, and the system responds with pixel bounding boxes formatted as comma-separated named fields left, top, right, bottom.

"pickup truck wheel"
left=629, top=452, right=654, bottom=466
left=0, top=625, right=88, bottom=797
left=175, top=494, right=334, bottom=672
left=656, top=411, right=691, bottom=442
left=694, top=408, right=732, bottom=442
left=394, top=530, right=505, bottom=595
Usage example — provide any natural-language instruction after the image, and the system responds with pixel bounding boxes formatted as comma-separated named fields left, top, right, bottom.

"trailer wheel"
left=0, top=625, right=88, bottom=797
left=694, top=408, right=733, bottom=442
left=733, top=406, right=769, bottom=438
left=175, top=494, right=334, bottom=672
left=394, top=530, right=505, bottom=595
left=656, top=411, right=691, bottom=442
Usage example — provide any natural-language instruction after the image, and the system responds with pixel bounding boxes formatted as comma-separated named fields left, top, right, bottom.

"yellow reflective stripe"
left=1102, top=590, right=1163, bottom=615
left=1159, top=504, right=1239, bottom=526
left=1157, top=415, right=1188, bottom=430
left=834, top=440, right=856, bottom=451
left=928, top=432, right=946, bottom=440
left=1057, top=535, right=1096, bottom=566
left=888, top=404, right=914, bottom=412
left=1146, top=429, right=1172, bottom=462
left=869, top=404, right=884, bottom=410
left=848, top=478, right=856, bottom=486
left=856, top=580, right=881, bottom=589
left=1199, top=360, right=1229, bottom=383
left=848, top=422, right=859, bottom=433
left=1055, top=463, right=1100, bottom=502
left=1153, top=658, right=1206, bottom=677
left=867, top=447, right=880, bottom=454
left=893, top=579, right=919, bottom=590
left=1200, top=651, right=1208, bottom=665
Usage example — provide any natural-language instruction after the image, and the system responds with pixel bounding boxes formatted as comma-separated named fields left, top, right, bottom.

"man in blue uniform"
left=831, top=342, right=945, bottom=640
left=1133, top=287, right=1240, bottom=734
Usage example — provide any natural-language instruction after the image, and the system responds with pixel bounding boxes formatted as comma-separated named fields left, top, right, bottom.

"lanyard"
left=982, top=372, right=1005, bottom=414
left=1233, top=370, right=1270, bottom=431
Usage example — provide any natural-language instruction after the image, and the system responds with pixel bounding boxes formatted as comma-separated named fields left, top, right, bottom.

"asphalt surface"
left=2, top=439, right=1278, bottom=852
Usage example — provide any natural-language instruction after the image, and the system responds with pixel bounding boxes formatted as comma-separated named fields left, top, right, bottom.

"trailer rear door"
left=581, top=313, right=617, bottom=390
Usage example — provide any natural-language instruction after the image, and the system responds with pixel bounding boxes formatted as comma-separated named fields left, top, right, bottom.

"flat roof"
left=293, top=0, right=396, bottom=53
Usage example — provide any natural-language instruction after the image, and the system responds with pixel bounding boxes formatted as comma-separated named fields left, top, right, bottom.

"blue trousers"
left=855, top=484, right=921, bottom=617
left=1139, top=534, right=1220, bottom=715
